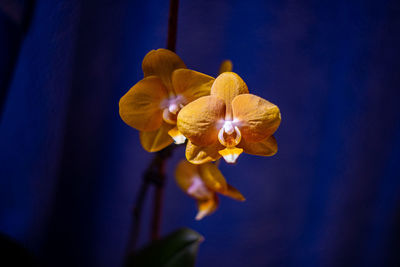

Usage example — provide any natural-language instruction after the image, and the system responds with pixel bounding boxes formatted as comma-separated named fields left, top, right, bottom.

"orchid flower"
left=119, top=49, right=215, bottom=152
left=177, top=72, right=281, bottom=164
left=175, top=160, right=245, bottom=220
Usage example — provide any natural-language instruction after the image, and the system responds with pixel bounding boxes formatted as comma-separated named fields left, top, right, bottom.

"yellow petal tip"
left=214, top=183, right=222, bottom=190
left=222, top=184, right=246, bottom=201
left=218, top=60, right=233, bottom=74
left=237, top=195, right=246, bottom=202
left=168, top=127, right=186, bottom=144
left=218, top=147, right=243, bottom=164
left=195, top=210, right=207, bottom=220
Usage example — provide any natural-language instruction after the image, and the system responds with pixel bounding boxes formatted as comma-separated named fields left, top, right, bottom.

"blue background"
left=1, top=0, right=400, bottom=266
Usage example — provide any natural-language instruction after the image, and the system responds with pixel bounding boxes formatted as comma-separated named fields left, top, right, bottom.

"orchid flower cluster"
left=119, top=49, right=281, bottom=220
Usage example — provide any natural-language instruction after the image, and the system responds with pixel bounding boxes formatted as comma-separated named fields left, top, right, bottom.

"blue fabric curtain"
left=1, top=0, right=399, bottom=266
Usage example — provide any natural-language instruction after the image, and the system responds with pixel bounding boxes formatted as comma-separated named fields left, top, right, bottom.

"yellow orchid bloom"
left=175, top=160, right=245, bottom=220
left=119, top=49, right=215, bottom=152
left=177, top=72, right=281, bottom=164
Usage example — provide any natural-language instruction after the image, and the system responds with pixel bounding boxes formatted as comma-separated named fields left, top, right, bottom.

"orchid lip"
left=218, top=123, right=242, bottom=147
left=163, top=108, right=177, bottom=125
left=162, top=95, right=186, bottom=124
left=219, top=147, right=244, bottom=164
left=168, top=128, right=186, bottom=144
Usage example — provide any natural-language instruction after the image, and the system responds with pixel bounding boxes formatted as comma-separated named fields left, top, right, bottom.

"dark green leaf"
left=126, top=228, right=203, bottom=267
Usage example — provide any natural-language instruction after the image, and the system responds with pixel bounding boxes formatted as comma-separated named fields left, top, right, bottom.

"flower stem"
left=126, top=175, right=150, bottom=253
left=167, top=0, right=179, bottom=52
left=126, top=146, right=176, bottom=255
left=126, top=0, right=180, bottom=255
left=148, top=0, right=180, bottom=242
left=149, top=148, right=170, bottom=241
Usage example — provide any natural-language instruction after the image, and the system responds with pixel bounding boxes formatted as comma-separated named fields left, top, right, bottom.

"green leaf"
left=126, top=228, right=204, bottom=267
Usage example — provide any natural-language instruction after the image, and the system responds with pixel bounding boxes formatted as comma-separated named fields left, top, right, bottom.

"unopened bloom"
left=175, top=160, right=245, bottom=220
left=119, top=49, right=214, bottom=152
left=177, top=72, right=281, bottom=164
left=218, top=59, right=233, bottom=74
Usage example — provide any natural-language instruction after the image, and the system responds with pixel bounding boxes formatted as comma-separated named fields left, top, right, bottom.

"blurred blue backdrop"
left=1, top=0, right=400, bottom=266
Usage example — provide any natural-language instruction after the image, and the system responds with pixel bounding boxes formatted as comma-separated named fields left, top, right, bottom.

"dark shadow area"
left=0, top=232, right=39, bottom=266
left=0, top=0, right=35, bottom=120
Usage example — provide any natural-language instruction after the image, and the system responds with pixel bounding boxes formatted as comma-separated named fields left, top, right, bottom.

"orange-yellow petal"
left=119, top=76, right=167, bottom=131
left=175, top=160, right=199, bottom=192
left=172, top=69, right=214, bottom=103
left=232, top=94, right=281, bottom=142
left=175, top=160, right=214, bottom=201
left=142, top=49, right=186, bottom=94
left=168, top=127, right=186, bottom=144
left=196, top=194, right=219, bottom=220
left=218, top=147, right=244, bottom=164
left=218, top=60, right=233, bottom=74
left=210, top=72, right=249, bottom=119
left=221, top=184, right=246, bottom=201
left=238, top=135, right=278, bottom=156
left=139, top=122, right=174, bottom=152
left=198, top=162, right=228, bottom=193
left=177, top=96, right=225, bottom=146
left=185, top=141, right=223, bottom=164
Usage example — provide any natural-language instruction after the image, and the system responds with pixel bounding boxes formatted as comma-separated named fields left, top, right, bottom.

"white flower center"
left=168, top=103, right=179, bottom=114
left=161, top=96, right=185, bottom=125
left=223, top=120, right=234, bottom=134
left=218, top=120, right=241, bottom=147
left=187, top=176, right=213, bottom=199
